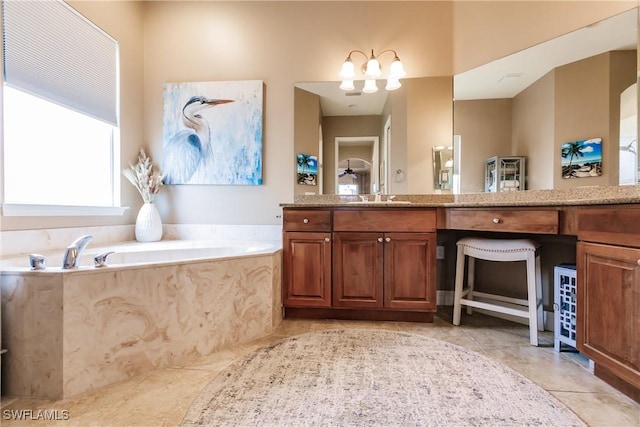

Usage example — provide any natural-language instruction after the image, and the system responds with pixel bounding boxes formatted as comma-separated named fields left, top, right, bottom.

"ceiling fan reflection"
left=338, top=160, right=358, bottom=179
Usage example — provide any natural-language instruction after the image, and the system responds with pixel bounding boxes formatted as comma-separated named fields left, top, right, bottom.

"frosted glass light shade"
left=363, top=79, right=378, bottom=94
left=385, top=77, right=401, bottom=91
left=365, top=58, right=381, bottom=78
left=340, top=80, right=355, bottom=91
left=339, top=59, right=355, bottom=79
left=389, top=58, right=406, bottom=79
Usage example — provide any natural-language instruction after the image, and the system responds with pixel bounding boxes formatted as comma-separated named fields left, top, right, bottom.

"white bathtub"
left=0, top=239, right=278, bottom=270
left=1, top=239, right=283, bottom=399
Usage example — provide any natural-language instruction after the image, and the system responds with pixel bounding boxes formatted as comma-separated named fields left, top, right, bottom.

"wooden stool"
left=453, top=237, right=544, bottom=346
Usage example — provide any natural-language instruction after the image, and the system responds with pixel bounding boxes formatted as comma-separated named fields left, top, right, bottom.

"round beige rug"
left=182, top=329, right=585, bottom=426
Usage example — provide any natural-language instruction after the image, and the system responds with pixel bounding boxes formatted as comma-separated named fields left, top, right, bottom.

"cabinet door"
left=384, top=233, right=437, bottom=310
left=333, top=232, right=384, bottom=308
left=283, top=232, right=332, bottom=307
left=577, top=242, right=640, bottom=389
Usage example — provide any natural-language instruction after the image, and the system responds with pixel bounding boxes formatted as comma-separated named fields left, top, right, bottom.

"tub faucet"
left=62, top=235, right=93, bottom=269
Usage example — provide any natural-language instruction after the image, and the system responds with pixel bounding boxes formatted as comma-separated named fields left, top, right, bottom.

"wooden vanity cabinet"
left=332, top=209, right=437, bottom=312
left=282, top=209, right=332, bottom=307
left=577, top=205, right=640, bottom=397
left=282, top=207, right=438, bottom=321
left=332, top=232, right=436, bottom=310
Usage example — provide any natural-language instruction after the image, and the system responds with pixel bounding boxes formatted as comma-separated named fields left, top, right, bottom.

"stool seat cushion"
left=457, top=237, right=539, bottom=253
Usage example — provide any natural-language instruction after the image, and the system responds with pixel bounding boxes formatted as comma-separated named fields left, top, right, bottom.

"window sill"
left=1, top=204, right=129, bottom=217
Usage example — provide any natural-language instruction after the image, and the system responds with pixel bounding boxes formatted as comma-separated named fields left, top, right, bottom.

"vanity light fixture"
left=339, top=49, right=406, bottom=93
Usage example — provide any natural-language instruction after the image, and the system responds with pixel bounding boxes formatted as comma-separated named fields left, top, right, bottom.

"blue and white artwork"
left=162, top=80, right=263, bottom=185
left=561, top=137, right=603, bottom=179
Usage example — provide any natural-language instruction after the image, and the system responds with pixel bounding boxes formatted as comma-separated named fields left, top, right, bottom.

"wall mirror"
left=295, top=76, right=452, bottom=196
left=433, top=146, right=453, bottom=191
left=454, top=7, right=638, bottom=193
left=294, top=7, right=638, bottom=195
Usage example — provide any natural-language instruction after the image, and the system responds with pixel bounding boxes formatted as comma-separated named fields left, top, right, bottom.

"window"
left=338, top=184, right=359, bottom=195
left=2, top=0, right=122, bottom=216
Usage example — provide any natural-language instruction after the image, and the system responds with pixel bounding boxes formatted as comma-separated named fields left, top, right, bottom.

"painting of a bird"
left=162, top=96, right=234, bottom=184
left=162, top=80, right=264, bottom=185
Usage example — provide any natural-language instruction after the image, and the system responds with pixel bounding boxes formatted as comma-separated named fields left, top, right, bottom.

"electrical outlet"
left=436, top=246, right=445, bottom=260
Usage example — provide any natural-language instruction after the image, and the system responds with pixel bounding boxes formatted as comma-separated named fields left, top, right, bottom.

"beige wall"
left=454, top=99, right=512, bottom=193
left=142, top=1, right=454, bottom=225
left=293, top=88, right=321, bottom=196
left=405, top=77, right=454, bottom=194
left=453, top=1, right=637, bottom=73
left=322, top=116, right=382, bottom=194
left=554, top=51, right=636, bottom=189
left=513, top=72, right=555, bottom=191
left=2, top=1, right=636, bottom=230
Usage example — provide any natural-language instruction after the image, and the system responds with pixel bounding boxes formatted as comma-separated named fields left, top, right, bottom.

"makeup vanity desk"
left=281, top=186, right=640, bottom=401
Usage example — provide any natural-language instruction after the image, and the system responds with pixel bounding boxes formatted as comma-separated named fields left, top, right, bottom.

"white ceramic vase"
left=135, top=202, right=162, bottom=242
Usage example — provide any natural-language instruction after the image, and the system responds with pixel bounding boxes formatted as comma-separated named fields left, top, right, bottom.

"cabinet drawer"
left=283, top=209, right=331, bottom=232
left=333, top=209, right=436, bottom=232
left=578, top=205, right=640, bottom=247
left=448, top=208, right=559, bottom=234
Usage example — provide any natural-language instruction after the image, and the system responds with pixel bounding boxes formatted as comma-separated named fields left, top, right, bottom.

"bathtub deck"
left=1, top=250, right=282, bottom=399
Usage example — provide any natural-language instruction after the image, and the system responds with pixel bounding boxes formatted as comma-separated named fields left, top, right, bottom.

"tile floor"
left=1, top=310, right=639, bottom=426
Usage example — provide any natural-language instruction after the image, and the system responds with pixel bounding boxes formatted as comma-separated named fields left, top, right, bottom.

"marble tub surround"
left=0, top=225, right=134, bottom=258
left=0, top=240, right=280, bottom=270
left=1, top=250, right=282, bottom=399
left=162, top=224, right=281, bottom=244
left=287, top=185, right=640, bottom=207
left=0, top=224, right=281, bottom=259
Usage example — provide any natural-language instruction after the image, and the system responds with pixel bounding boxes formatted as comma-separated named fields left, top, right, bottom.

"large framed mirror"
left=454, top=7, right=638, bottom=193
left=293, top=7, right=638, bottom=196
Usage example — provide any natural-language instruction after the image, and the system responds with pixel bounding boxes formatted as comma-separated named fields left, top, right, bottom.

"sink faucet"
left=62, top=235, right=93, bottom=269
left=374, top=192, right=382, bottom=202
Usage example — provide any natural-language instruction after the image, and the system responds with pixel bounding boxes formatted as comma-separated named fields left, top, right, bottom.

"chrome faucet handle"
left=62, top=247, right=79, bottom=269
left=94, top=251, right=115, bottom=268
left=29, top=254, right=46, bottom=270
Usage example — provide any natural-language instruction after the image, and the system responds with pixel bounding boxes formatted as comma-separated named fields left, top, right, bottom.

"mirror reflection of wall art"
left=296, top=153, right=318, bottom=186
left=162, top=80, right=263, bottom=185
left=561, top=137, right=602, bottom=179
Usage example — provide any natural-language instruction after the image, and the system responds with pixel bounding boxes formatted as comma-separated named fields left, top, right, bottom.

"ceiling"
left=296, top=81, right=389, bottom=117
left=297, top=8, right=637, bottom=114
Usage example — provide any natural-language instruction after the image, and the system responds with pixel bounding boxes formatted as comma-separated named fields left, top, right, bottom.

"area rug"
left=182, top=329, right=585, bottom=426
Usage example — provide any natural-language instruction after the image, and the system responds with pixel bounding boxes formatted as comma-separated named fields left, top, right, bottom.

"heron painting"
left=162, top=80, right=263, bottom=185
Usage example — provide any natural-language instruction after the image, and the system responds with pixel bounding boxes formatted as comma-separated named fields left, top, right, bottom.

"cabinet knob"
left=385, top=237, right=391, bottom=242
left=637, top=259, right=640, bottom=266
left=492, top=218, right=501, bottom=224
left=303, top=218, right=309, bottom=224
left=324, top=237, right=330, bottom=243
left=377, top=237, right=384, bottom=243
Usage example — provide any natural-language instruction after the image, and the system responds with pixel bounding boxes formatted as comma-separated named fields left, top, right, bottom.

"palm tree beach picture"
left=561, top=137, right=603, bottom=179
left=296, top=153, right=318, bottom=185
left=161, top=80, right=263, bottom=185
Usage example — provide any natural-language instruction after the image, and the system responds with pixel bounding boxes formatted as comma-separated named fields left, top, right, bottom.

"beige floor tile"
left=483, top=345, right=618, bottom=394
left=551, top=390, right=640, bottom=427
left=1, top=313, right=637, bottom=427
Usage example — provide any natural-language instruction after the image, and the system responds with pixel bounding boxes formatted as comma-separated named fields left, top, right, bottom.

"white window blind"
left=2, top=0, right=119, bottom=126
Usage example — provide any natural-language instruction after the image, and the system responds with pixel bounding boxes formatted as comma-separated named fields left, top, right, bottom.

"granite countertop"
left=281, top=186, right=640, bottom=208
